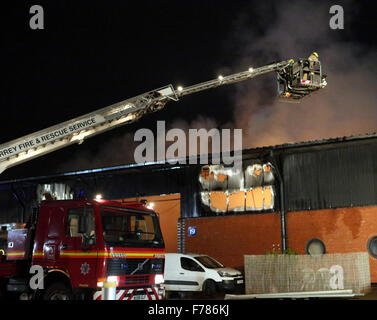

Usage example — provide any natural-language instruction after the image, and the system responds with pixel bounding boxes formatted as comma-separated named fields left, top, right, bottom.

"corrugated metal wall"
left=0, top=183, right=38, bottom=224
left=283, top=140, right=377, bottom=212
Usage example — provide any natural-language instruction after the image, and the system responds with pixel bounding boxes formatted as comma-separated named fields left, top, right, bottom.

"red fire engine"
left=0, top=199, right=165, bottom=300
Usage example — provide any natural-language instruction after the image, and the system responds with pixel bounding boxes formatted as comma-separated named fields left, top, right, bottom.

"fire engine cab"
left=0, top=199, right=165, bottom=300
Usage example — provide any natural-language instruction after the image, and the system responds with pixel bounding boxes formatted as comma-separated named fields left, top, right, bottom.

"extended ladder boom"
left=177, top=60, right=292, bottom=97
left=0, top=59, right=304, bottom=174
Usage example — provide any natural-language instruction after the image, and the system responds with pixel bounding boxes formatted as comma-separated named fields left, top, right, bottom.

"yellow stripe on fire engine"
left=60, top=252, right=98, bottom=257
left=107, top=253, right=157, bottom=257
left=33, top=252, right=44, bottom=256
left=100, top=252, right=165, bottom=258
left=7, top=251, right=25, bottom=256
left=32, top=251, right=165, bottom=258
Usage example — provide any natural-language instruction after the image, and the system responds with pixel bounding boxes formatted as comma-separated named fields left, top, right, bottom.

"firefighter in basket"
left=302, top=51, right=319, bottom=81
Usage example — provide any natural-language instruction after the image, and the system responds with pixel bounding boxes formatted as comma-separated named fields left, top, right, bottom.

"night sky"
left=1, top=0, right=376, bottom=180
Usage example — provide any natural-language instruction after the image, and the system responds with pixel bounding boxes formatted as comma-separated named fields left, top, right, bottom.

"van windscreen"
left=194, top=255, right=224, bottom=268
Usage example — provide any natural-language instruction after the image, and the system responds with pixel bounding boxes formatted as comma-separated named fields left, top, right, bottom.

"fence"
left=244, top=252, right=370, bottom=294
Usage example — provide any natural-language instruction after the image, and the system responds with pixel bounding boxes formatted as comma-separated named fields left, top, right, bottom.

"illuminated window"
left=210, top=191, right=228, bottom=212
left=246, top=187, right=264, bottom=210
left=228, top=191, right=245, bottom=211
left=199, top=163, right=275, bottom=213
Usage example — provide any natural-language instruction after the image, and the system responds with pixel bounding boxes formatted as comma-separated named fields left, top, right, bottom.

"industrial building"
left=1, top=133, right=377, bottom=283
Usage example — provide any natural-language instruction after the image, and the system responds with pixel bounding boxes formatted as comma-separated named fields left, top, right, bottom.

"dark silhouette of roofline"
left=1, top=132, right=377, bottom=185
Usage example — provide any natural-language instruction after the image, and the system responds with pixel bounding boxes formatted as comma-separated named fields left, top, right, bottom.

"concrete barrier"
left=244, top=252, right=370, bottom=294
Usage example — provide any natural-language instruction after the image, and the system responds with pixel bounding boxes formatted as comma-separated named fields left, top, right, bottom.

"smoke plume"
left=59, top=0, right=376, bottom=172
left=230, top=0, right=377, bottom=148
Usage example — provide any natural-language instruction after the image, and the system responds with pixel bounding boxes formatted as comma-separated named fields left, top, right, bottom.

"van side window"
left=180, top=257, right=204, bottom=272
left=67, top=207, right=96, bottom=244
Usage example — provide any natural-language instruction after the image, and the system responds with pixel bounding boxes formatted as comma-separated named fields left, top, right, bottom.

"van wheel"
left=202, top=280, right=217, bottom=297
left=43, top=282, right=73, bottom=300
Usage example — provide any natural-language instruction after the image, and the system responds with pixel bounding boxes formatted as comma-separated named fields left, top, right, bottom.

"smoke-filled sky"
left=1, top=0, right=376, bottom=178
left=230, top=0, right=377, bottom=148
left=162, top=0, right=377, bottom=149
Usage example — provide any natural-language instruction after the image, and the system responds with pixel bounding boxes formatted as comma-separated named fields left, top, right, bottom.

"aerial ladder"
left=0, top=57, right=327, bottom=174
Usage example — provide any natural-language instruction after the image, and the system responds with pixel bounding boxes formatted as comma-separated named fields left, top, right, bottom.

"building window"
left=199, top=163, right=275, bottom=214
left=305, top=238, right=326, bottom=255
left=367, top=236, right=377, bottom=259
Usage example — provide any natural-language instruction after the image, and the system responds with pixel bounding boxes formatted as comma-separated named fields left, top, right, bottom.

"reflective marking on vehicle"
left=33, top=250, right=165, bottom=259
left=6, top=251, right=25, bottom=257
left=93, top=286, right=164, bottom=300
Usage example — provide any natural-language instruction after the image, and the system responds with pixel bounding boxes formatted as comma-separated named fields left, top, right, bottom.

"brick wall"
left=183, top=206, right=377, bottom=282
left=286, top=206, right=377, bottom=282
left=184, top=213, right=282, bottom=271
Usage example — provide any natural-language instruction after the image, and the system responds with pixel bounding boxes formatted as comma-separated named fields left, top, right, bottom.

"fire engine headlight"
left=97, top=277, right=106, bottom=287
left=154, top=274, right=164, bottom=285
left=107, top=276, right=119, bottom=286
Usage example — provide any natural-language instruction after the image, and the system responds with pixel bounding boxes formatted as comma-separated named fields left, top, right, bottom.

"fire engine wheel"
left=202, top=280, right=217, bottom=297
left=43, top=282, right=73, bottom=300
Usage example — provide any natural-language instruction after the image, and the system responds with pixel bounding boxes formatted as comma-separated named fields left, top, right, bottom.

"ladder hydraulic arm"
left=0, top=58, right=324, bottom=174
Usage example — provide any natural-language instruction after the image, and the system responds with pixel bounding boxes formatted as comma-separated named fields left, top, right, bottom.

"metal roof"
left=1, top=132, right=377, bottom=185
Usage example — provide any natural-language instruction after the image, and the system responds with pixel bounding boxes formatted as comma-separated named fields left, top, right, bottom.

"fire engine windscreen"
left=100, top=206, right=164, bottom=248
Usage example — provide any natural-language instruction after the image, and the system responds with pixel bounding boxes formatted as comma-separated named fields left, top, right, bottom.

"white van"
left=164, top=253, right=244, bottom=296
